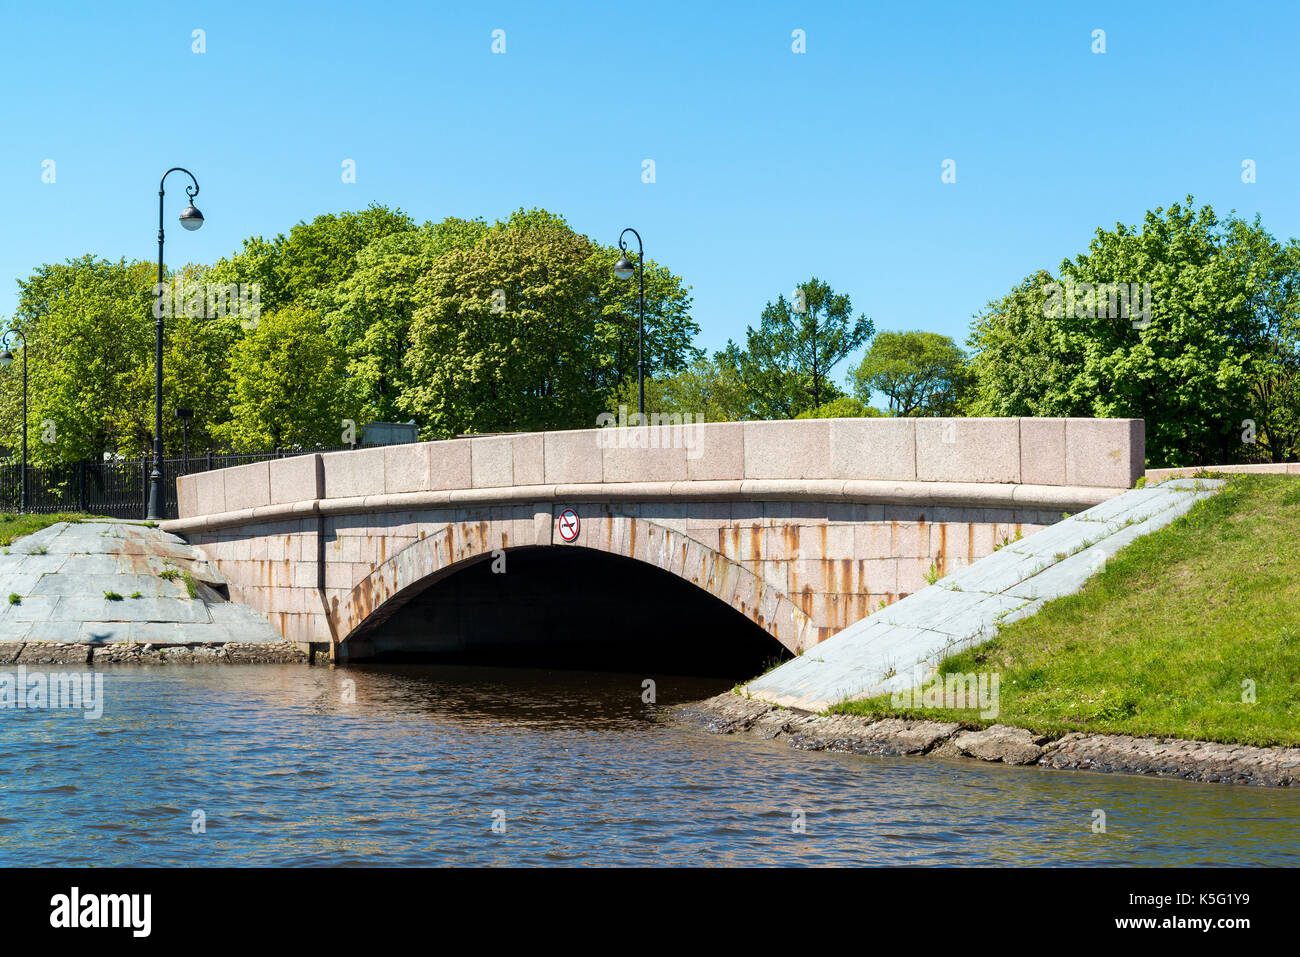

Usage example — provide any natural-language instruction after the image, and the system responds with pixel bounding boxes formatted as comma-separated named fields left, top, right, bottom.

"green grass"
left=831, top=474, right=1300, bottom=748
left=103, top=591, right=123, bottom=601
left=7, top=593, right=19, bottom=605
left=0, top=512, right=95, bottom=547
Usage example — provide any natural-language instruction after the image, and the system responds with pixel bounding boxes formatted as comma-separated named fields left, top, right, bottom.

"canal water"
left=1, top=664, right=1297, bottom=866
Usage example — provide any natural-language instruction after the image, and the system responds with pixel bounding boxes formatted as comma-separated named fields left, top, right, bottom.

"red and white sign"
left=557, top=508, right=580, bottom=543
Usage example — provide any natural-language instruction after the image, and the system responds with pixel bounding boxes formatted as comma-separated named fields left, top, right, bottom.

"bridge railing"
left=0, top=445, right=357, bottom=520
left=175, top=417, right=1146, bottom=522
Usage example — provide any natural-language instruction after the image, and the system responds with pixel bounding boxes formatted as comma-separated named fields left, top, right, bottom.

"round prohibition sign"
left=557, top=507, right=580, bottom=543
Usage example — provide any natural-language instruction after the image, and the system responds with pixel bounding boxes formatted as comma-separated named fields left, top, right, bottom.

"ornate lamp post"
left=613, top=228, right=645, bottom=416
left=148, top=168, right=204, bottom=520
left=0, top=331, right=28, bottom=512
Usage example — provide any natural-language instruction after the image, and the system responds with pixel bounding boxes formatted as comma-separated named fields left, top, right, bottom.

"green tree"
left=721, top=277, right=873, bottom=419
left=2, top=257, right=250, bottom=464
left=966, top=199, right=1291, bottom=467
left=322, top=216, right=497, bottom=424
left=5, top=257, right=149, bottom=463
left=402, top=212, right=698, bottom=436
left=1, top=256, right=231, bottom=465
left=850, top=331, right=969, bottom=416
left=794, top=396, right=885, bottom=419
left=613, top=353, right=750, bottom=423
left=212, top=304, right=357, bottom=451
left=207, top=204, right=417, bottom=313
left=1220, top=216, right=1300, bottom=463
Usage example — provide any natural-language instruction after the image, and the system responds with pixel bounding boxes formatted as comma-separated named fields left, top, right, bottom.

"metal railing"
left=0, top=445, right=351, bottom=520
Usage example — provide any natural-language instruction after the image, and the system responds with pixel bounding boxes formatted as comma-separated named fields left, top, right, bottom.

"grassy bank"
left=0, top=513, right=104, bottom=547
left=831, top=474, right=1300, bottom=748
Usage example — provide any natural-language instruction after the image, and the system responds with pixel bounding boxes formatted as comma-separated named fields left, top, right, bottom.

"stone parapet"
left=176, top=418, right=1145, bottom=521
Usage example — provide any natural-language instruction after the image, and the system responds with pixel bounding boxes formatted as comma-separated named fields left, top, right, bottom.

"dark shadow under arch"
left=347, top=546, right=791, bottom=678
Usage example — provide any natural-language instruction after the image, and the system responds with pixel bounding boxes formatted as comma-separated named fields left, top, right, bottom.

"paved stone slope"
left=744, top=478, right=1226, bottom=711
left=0, top=520, right=284, bottom=648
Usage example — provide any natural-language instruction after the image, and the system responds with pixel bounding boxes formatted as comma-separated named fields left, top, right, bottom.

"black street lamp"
left=614, top=227, right=645, bottom=417
left=148, top=168, right=204, bottom=520
left=0, top=331, right=28, bottom=513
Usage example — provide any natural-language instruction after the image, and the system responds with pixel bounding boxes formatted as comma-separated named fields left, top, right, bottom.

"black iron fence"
left=0, top=446, right=349, bottom=520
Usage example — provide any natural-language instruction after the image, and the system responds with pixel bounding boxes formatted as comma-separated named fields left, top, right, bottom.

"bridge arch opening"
left=344, top=546, right=791, bottom=679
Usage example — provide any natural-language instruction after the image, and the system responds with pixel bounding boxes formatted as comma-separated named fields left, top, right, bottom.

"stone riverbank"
left=0, top=640, right=319, bottom=665
left=671, top=692, right=1300, bottom=788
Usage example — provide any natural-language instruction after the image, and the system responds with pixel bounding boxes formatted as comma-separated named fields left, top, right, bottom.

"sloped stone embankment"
left=0, top=520, right=316, bottom=665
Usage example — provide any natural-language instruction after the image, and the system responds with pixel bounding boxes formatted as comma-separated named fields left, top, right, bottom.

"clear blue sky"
left=1, top=0, right=1296, bottom=385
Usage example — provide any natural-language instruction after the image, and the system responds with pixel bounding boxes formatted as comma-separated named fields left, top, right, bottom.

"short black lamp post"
left=175, top=406, right=194, bottom=474
left=613, top=228, right=646, bottom=416
left=148, top=168, right=204, bottom=520
left=0, top=331, right=28, bottom=512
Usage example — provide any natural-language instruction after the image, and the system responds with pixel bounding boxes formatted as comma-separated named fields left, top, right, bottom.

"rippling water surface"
left=1, top=664, right=1297, bottom=866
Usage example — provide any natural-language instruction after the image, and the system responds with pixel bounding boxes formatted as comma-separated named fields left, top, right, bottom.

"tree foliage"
left=0, top=257, right=239, bottom=465
left=401, top=210, right=699, bottom=436
left=965, top=199, right=1299, bottom=467
left=207, top=204, right=417, bottom=313
left=212, top=304, right=357, bottom=451
left=794, top=395, right=885, bottom=419
left=720, top=277, right=873, bottom=419
left=851, top=330, right=969, bottom=416
left=615, top=354, right=750, bottom=423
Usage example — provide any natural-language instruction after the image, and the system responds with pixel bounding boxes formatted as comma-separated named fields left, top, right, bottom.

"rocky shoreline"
left=670, top=692, right=1300, bottom=788
left=0, top=641, right=325, bottom=666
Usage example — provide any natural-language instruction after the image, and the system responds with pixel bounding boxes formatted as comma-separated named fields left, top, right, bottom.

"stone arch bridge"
left=163, top=418, right=1144, bottom=661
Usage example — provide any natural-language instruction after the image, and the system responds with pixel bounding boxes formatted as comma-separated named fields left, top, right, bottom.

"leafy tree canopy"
left=966, top=198, right=1299, bottom=467
left=207, top=203, right=417, bottom=312
left=720, top=277, right=873, bottom=419
left=401, top=211, right=699, bottom=437
left=212, top=303, right=359, bottom=452
left=851, top=330, right=969, bottom=416
left=794, top=395, right=885, bottom=419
